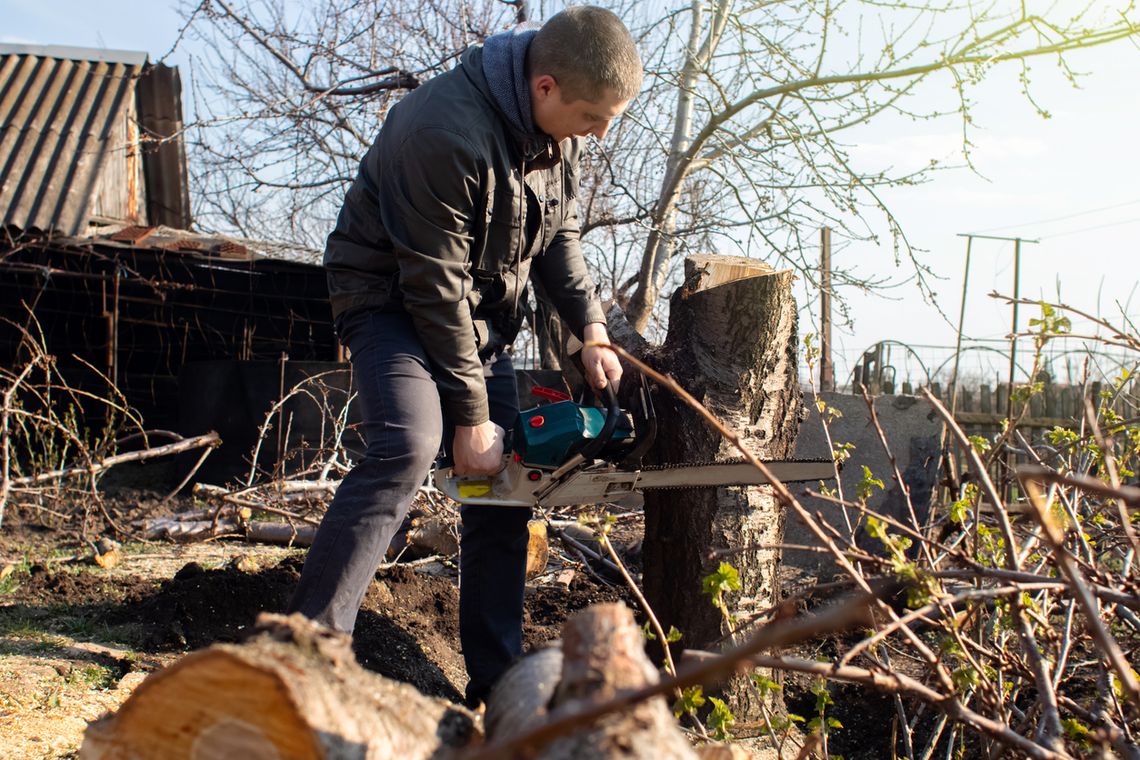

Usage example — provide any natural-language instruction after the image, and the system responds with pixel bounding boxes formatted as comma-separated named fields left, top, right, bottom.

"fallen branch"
left=142, top=516, right=316, bottom=546
left=9, top=432, right=221, bottom=487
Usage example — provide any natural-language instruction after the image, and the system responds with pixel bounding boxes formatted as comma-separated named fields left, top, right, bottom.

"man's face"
left=530, top=74, right=629, bottom=143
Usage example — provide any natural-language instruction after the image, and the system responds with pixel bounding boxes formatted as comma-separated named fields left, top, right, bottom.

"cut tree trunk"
left=485, top=602, right=698, bottom=759
left=625, top=255, right=803, bottom=725
left=81, top=613, right=479, bottom=760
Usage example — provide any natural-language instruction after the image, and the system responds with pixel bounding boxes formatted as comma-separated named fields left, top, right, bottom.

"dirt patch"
left=354, top=564, right=465, bottom=699
left=113, top=559, right=299, bottom=650
left=525, top=574, right=634, bottom=648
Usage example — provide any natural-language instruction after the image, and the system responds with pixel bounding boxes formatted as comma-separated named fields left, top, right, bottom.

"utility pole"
left=955, top=233, right=1038, bottom=500
left=950, top=236, right=973, bottom=418
left=820, top=227, right=834, bottom=391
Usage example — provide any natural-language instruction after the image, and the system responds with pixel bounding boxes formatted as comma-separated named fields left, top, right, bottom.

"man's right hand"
left=452, top=421, right=506, bottom=476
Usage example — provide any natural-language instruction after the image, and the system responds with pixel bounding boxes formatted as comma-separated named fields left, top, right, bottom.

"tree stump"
left=635, top=255, right=803, bottom=725
left=486, top=602, right=698, bottom=759
left=81, top=613, right=479, bottom=759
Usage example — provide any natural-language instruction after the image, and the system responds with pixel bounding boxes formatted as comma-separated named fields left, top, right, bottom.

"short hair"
left=528, top=6, right=643, bottom=103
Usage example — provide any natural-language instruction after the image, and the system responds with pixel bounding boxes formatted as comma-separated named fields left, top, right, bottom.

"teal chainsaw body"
left=435, top=378, right=835, bottom=508
left=514, top=400, right=634, bottom=468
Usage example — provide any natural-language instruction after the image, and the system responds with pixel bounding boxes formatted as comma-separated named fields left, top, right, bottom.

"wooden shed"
left=0, top=44, right=340, bottom=479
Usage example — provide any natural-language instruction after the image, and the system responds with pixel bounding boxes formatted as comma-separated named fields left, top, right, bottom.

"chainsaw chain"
left=585, top=457, right=834, bottom=491
left=635, top=457, right=832, bottom=471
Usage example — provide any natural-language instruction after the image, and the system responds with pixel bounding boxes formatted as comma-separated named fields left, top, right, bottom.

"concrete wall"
left=785, top=392, right=945, bottom=578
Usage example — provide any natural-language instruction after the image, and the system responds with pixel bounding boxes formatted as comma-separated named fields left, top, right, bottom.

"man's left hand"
left=581, top=323, right=622, bottom=391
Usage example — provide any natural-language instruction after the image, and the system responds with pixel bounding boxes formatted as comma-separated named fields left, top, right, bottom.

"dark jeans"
left=287, top=309, right=531, bottom=704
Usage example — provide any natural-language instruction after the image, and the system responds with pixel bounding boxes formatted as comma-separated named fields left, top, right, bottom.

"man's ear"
left=532, top=73, right=558, bottom=101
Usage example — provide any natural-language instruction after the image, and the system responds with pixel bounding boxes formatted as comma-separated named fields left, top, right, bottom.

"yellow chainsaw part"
left=458, top=479, right=493, bottom=499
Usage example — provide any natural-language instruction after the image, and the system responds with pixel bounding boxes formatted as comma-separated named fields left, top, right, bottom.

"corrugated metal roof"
left=76, top=221, right=324, bottom=265
left=0, top=45, right=146, bottom=235
left=0, top=43, right=148, bottom=66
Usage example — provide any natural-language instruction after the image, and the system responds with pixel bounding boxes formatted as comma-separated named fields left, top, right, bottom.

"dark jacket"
left=324, top=45, right=605, bottom=427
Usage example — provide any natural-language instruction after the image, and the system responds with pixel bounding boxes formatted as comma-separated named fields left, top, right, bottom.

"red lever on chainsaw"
left=530, top=386, right=571, bottom=402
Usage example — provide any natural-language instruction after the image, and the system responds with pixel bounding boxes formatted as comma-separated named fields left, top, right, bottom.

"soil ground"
left=0, top=492, right=917, bottom=760
left=0, top=493, right=637, bottom=759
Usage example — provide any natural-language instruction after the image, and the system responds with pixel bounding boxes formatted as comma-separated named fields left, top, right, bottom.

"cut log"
left=81, top=613, right=480, bottom=760
left=527, top=519, right=550, bottom=579
left=485, top=602, right=697, bottom=759
left=141, top=516, right=316, bottom=546
left=626, top=255, right=803, bottom=725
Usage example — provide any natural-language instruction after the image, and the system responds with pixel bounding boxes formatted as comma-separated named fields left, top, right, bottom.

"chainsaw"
left=436, top=376, right=834, bottom=508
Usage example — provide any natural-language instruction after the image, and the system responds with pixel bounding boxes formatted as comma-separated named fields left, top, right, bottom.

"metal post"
left=820, top=227, right=834, bottom=391
left=950, top=236, right=973, bottom=417
left=1006, top=238, right=1022, bottom=420
left=110, top=268, right=120, bottom=388
left=1004, top=239, right=1024, bottom=501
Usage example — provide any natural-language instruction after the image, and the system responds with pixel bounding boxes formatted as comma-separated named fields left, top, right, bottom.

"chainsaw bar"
left=534, top=458, right=835, bottom=507
left=633, top=458, right=835, bottom=490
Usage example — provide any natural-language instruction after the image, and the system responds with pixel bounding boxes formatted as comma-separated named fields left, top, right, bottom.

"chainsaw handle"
left=578, top=384, right=620, bottom=461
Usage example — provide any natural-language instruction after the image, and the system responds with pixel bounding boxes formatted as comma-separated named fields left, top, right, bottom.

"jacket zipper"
left=512, top=156, right=525, bottom=318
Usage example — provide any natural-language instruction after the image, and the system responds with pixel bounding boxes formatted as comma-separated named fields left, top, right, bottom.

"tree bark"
left=637, top=255, right=803, bottom=725
left=81, top=613, right=479, bottom=760
left=485, top=603, right=698, bottom=759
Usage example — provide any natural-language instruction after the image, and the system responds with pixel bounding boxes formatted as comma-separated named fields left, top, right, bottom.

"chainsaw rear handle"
left=578, top=384, right=620, bottom=461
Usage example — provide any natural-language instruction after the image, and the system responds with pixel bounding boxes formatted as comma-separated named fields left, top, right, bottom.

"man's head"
left=527, top=6, right=642, bottom=142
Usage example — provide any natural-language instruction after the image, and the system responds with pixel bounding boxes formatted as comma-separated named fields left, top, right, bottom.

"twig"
left=597, top=528, right=678, bottom=676
left=741, top=656, right=1072, bottom=760
left=603, top=343, right=957, bottom=693
left=922, top=387, right=1065, bottom=746
left=160, top=446, right=214, bottom=505
left=553, top=526, right=622, bottom=576
left=1020, top=473, right=1140, bottom=705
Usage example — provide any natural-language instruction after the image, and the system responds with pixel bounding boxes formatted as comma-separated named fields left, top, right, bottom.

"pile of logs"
left=80, top=604, right=746, bottom=759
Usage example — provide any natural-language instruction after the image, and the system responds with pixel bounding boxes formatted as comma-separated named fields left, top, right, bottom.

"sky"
left=4, top=0, right=1138, bottom=388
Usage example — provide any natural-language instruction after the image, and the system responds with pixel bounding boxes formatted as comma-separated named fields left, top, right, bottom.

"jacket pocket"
left=476, top=187, right=524, bottom=273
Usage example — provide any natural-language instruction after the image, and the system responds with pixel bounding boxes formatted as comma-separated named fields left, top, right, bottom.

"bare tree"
left=176, top=0, right=1140, bottom=330
left=178, top=0, right=517, bottom=246
left=580, top=0, right=1140, bottom=332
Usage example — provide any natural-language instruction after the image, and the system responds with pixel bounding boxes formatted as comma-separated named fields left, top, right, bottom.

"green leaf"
left=1062, top=718, right=1091, bottom=747
left=1109, top=670, right=1140, bottom=701
left=864, top=515, right=887, bottom=541
left=812, top=680, right=834, bottom=713
left=831, top=441, right=854, bottom=464
left=1045, top=426, right=1078, bottom=447
left=665, top=625, right=683, bottom=644
left=707, top=697, right=736, bottom=741
left=672, top=685, right=706, bottom=718
left=952, top=666, right=979, bottom=692
left=701, top=562, right=742, bottom=599
left=751, top=673, right=782, bottom=697
left=856, top=465, right=885, bottom=502
left=641, top=621, right=656, bottom=641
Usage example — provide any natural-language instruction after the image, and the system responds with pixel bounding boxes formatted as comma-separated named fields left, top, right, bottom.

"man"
left=288, top=7, right=642, bottom=706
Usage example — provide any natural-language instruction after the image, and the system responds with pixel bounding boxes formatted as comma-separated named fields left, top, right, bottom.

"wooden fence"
left=883, top=378, right=1140, bottom=432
